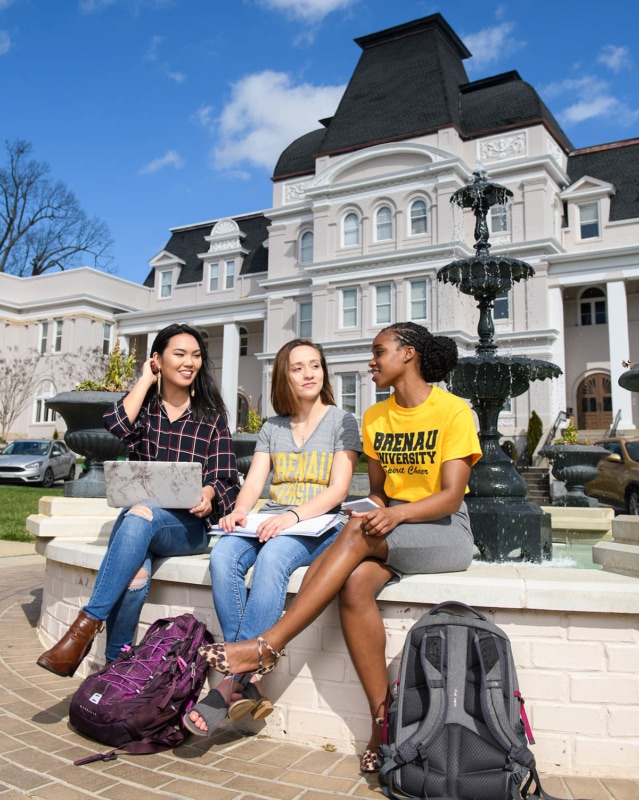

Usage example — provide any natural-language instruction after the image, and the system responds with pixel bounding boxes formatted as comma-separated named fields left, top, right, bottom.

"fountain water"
left=437, top=169, right=562, bottom=561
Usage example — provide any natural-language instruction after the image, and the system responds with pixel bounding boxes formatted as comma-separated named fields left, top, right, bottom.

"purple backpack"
left=69, top=614, right=213, bottom=761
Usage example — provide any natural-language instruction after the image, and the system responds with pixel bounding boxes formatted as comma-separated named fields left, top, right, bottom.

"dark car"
left=585, top=437, right=639, bottom=514
left=0, top=439, right=76, bottom=488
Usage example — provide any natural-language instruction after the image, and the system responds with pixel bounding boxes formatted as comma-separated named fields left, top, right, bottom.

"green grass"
left=0, top=484, right=64, bottom=541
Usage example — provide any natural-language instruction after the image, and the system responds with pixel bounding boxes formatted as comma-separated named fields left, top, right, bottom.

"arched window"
left=375, top=206, right=393, bottom=241
left=33, top=380, right=56, bottom=424
left=343, top=212, right=360, bottom=247
left=579, top=287, right=606, bottom=326
left=299, top=230, right=314, bottom=263
left=410, top=199, right=428, bottom=235
left=239, top=326, right=248, bottom=356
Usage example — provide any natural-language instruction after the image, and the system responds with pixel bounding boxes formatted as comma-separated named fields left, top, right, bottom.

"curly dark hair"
left=382, top=322, right=458, bottom=383
left=146, top=323, right=228, bottom=424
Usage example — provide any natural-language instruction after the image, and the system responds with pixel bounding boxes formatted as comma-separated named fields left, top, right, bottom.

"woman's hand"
left=218, top=509, right=249, bottom=531
left=353, top=505, right=404, bottom=537
left=190, top=486, right=215, bottom=520
left=255, top=510, right=298, bottom=543
left=140, top=357, right=159, bottom=385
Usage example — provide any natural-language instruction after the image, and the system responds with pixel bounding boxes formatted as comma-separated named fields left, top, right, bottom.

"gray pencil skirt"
left=384, top=500, right=474, bottom=577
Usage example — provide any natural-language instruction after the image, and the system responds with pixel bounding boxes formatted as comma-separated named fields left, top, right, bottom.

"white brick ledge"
left=31, top=499, right=639, bottom=778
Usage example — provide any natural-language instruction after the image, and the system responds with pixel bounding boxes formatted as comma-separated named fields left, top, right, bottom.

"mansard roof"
left=273, top=13, right=572, bottom=179
left=567, top=138, right=639, bottom=222
left=143, top=212, right=270, bottom=288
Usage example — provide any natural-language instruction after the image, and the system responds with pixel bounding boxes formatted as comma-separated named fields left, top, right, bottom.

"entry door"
left=577, top=373, right=613, bottom=430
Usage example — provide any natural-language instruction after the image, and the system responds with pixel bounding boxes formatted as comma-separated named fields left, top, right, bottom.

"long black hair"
left=146, top=323, right=228, bottom=424
left=382, top=322, right=458, bottom=383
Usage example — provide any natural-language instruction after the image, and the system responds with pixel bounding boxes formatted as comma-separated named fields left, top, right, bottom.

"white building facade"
left=2, top=14, right=637, bottom=449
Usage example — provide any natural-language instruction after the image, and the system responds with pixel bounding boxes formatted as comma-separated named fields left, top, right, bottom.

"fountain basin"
left=438, top=255, right=534, bottom=297
left=450, top=355, right=562, bottom=400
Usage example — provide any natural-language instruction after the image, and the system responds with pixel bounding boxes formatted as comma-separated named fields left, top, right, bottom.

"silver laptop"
left=104, top=461, right=203, bottom=509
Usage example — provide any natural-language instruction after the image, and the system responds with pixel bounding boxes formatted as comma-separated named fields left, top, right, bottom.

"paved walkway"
left=0, top=547, right=637, bottom=799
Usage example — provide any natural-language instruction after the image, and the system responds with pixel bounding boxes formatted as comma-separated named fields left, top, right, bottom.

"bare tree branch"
left=0, top=139, right=114, bottom=276
left=0, top=347, right=42, bottom=440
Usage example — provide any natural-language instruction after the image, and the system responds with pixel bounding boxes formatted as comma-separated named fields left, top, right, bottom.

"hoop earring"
left=156, top=370, right=162, bottom=396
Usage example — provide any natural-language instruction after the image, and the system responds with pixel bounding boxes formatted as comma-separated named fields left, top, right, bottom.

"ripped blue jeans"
left=84, top=506, right=209, bottom=661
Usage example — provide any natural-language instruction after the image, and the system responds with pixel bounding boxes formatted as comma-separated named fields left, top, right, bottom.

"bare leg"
left=203, top=518, right=389, bottom=674
left=339, top=560, right=394, bottom=756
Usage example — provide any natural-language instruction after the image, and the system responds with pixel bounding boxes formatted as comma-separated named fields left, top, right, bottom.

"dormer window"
left=225, top=259, right=235, bottom=289
left=159, top=270, right=173, bottom=299
left=579, top=202, right=600, bottom=239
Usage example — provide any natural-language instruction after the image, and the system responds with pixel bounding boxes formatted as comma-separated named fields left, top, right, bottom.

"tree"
left=0, top=139, right=114, bottom=276
left=0, top=348, right=42, bottom=440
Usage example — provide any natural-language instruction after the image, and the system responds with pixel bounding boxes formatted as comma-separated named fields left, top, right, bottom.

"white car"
left=0, top=439, right=76, bottom=488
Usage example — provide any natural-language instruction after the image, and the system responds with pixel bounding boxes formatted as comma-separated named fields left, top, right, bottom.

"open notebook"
left=104, top=461, right=203, bottom=509
left=209, top=512, right=340, bottom=538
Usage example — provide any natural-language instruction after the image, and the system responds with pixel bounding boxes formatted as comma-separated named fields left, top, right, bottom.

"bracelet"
left=289, top=509, right=300, bottom=523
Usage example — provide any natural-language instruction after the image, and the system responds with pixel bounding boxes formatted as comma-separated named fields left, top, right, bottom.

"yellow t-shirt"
left=362, top=386, right=482, bottom=503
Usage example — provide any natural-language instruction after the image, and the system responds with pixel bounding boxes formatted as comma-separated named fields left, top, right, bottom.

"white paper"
left=211, top=512, right=340, bottom=538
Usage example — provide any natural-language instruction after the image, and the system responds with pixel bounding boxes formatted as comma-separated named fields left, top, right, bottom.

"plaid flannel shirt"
left=103, top=397, right=239, bottom=521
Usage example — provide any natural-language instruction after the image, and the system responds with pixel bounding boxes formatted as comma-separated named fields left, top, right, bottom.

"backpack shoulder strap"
left=393, top=628, right=447, bottom=765
left=474, top=630, right=536, bottom=771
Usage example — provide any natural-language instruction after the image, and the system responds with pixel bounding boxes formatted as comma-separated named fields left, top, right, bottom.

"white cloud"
left=598, top=44, right=632, bottom=73
left=166, top=70, right=185, bottom=83
left=256, top=0, right=357, bottom=23
left=0, top=31, right=10, bottom=55
left=191, top=105, right=216, bottom=129
left=79, top=0, right=118, bottom=12
left=138, top=150, right=184, bottom=174
left=146, top=34, right=163, bottom=61
left=80, top=0, right=173, bottom=13
left=210, top=70, right=344, bottom=172
left=542, top=75, right=639, bottom=127
left=463, top=22, right=526, bottom=70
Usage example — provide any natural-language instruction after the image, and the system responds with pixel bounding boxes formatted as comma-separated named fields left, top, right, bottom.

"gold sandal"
left=360, top=715, right=384, bottom=773
left=198, top=636, right=285, bottom=677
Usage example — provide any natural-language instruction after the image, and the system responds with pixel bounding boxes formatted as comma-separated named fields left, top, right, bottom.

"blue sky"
left=1, top=0, right=637, bottom=284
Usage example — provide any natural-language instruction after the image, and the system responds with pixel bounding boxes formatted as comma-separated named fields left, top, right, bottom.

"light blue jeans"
left=84, top=506, right=209, bottom=661
left=209, top=524, right=341, bottom=642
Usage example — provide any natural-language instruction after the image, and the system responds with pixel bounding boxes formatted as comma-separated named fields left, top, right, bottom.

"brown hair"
left=270, top=338, right=336, bottom=416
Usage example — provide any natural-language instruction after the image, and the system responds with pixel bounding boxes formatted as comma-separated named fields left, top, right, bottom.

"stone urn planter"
left=46, top=391, right=128, bottom=498
left=232, top=433, right=259, bottom=477
left=540, top=444, right=610, bottom=507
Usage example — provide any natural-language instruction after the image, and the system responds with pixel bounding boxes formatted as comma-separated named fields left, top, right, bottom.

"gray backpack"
left=379, top=602, right=564, bottom=800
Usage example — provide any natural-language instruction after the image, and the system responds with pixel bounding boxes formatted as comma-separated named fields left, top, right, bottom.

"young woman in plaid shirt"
left=37, top=323, right=240, bottom=678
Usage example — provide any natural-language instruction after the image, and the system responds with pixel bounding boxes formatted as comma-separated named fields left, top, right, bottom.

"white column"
left=607, top=280, right=635, bottom=430
left=221, top=323, right=240, bottom=432
left=548, top=286, right=567, bottom=423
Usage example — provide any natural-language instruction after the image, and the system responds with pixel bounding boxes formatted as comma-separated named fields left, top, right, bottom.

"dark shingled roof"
left=273, top=13, right=573, bottom=179
left=459, top=72, right=573, bottom=151
left=567, top=139, right=639, bottom=222
left=143, top=213, right=270, bottom=288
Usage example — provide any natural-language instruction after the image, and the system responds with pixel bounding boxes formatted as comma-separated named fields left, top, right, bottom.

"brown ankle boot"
left=37, top=611, right=104, bottom=677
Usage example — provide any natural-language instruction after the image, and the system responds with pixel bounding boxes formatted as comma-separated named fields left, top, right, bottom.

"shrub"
left=526, top=410, right=543, bottom=463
